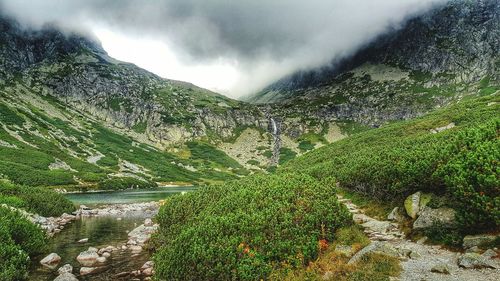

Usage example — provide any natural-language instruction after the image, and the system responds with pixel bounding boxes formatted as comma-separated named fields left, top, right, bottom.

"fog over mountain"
left=0, top=0, right=449, bottom=97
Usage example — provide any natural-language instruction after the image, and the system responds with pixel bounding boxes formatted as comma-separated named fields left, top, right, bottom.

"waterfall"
left=271, top=118, right=277, bottom=135
left=268, top=116, right=281, bottom=166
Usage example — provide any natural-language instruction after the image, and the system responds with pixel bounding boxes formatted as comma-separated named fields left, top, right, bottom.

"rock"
left=102, top=252, right=111, bottom=258
left=348, top=242, right=399, bottom=264
left=404, top=192, right=421, bottom=219
left=463, top=234, right=498, bottom=249
left=57, top=264, right=73, bottom=275
left=40, top=253, right=61, bottom=268
left=482, top=249, right=498, bottom=259
left=78, top=238, right=88, bottom=243
left=96, top=256, right=107, bottom=264
left=387, top=207, right=401, bottom=221
left=77, top=248, right=99, bottom=267
left=54, top=272, right=79, bottom=281
left=465, top=246, right=482, bottom=253
left=80, top=266, right=107, bottom=276
left=431, top=263, right=451, bottom=274
left=129, top=245, right=143, bottom=253
left=335, top=245, right=354, bottom=257
left=458, top=253, right=497, bottom=269
left=141, top=261, right=154, bottom=270
left=361, top=220, right=392, bottom=233
left=142, top=267, right=153, bottom=276
left=413, top=207, right=456, bottom=230
left=430, top=123, right=456, bottom=134
left=144, top=218, right=153, bottom=226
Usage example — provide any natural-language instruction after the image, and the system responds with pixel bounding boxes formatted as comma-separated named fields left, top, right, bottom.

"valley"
left=0, top=0, right=499, bottom=281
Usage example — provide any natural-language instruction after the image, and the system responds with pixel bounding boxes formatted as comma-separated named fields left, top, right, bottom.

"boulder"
left=348, top=242, right=399, bottom=264
left=404, top=192, right=421, bottom=219
left=458, top=253, right=497, bottom=269
left=40, top=253, right=61, bottom=268
left=482, top=249, right=498, bottom=259
left=57, top=264, right=73, bottom=275
left=77, top=248, right=99, bottom=267
left=413, top=207, right=456, bottom=230
left=361, top=220, right=392, bottom=233
left=78, top=238, right=88, bottom=243
left=431, top=263, right=451, bottom=274
left=387, top=207, right=401, bottom=221
left=463, top=234, right=498, bottom=249
left=53, top=272, right=79, bottom=281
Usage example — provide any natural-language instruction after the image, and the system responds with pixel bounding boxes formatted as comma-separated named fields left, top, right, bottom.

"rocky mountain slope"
left=250, top=0, right=499, bottom=126
left=0, top=16, right=346, bottom=188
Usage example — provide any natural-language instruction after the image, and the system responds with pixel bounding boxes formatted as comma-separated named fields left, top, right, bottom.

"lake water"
left=65, top=186, right=197, bottom=206
left=29, top=186, right=196, bottom=280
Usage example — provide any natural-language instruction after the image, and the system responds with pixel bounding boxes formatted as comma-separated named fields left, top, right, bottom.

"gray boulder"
left=348, top=242, right=399, bottom=264
left=458, top=253, right=497, bottom=269
left=431, top=262, right=451, bottom=274
left=40, top=253, right=61, bottom=268
left=413, top=207, right=456, bottom=230
left=57, top=264, right=73, bottom=275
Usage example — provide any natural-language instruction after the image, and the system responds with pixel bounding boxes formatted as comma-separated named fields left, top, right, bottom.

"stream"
left=29, top=186, right=196, bottom=280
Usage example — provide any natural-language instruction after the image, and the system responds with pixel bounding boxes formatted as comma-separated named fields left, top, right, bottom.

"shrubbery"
left=282, top=95, right=500, bottom=230
left=0, top=206, right=47, bottom=281
left=153, top=173, right=352, bottom=280
left=0, top=180, right=75, bottom=217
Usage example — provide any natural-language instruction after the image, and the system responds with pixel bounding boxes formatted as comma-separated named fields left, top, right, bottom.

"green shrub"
left=0, top=180, right=74, bottom=217
left=0, top=206, right=47, bottom=281
left=153, top=173, right=352, bottom=280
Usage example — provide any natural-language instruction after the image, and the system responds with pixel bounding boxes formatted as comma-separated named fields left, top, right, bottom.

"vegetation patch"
left=153, top=174, right=352, bottom=280
left=282, top=94, right=500, bottom=231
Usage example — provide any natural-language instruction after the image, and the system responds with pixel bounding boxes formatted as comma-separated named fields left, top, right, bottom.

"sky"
left=0, top=0, right=448, bottom=98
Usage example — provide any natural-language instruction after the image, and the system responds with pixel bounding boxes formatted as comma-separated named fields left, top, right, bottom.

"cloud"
left=0, top=0, right=449, bottom=97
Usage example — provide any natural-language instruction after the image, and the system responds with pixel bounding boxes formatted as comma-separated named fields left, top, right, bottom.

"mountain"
left=0, top=16, right=347, bottom=189
left=250, top=0, right=499, bottom=126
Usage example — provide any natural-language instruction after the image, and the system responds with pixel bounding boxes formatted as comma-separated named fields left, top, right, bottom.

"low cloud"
left=0, top=0, right=449, bottom=97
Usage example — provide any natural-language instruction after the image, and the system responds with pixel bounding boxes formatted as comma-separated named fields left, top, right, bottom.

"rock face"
left=413, top=207, right=456, bottom=230
left=249, top=0, right=500, bottom=126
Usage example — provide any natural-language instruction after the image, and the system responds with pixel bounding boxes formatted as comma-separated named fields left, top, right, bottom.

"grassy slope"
left=0, top=86, right=246, bottom=190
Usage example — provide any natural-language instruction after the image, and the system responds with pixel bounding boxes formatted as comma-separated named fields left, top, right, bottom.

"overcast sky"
left=0, top=0, right=448, bottom=98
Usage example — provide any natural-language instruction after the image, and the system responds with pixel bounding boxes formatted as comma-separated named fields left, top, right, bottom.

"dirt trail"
left=337, top=195, right=500, bottom=281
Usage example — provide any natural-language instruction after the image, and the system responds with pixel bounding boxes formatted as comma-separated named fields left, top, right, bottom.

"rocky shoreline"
left=34, top=201, right=163, bottom=280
